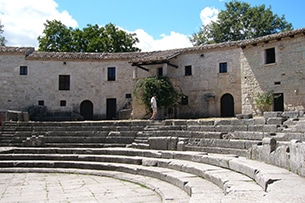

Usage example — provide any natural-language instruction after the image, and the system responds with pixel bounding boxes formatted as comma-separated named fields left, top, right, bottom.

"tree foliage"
left=0, top=21, right=5, bottom=46
left=254, top=91, right=274, bottom=113
left=133, top=76, right=180, bottom=112
left=190, top=1, right=293, bottom=45
left=38, top=20, right=140, bottom=52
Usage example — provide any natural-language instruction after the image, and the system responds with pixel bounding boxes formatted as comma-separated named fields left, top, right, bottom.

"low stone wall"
left=250, top=138, right=305, bottom=177
left=6, top=110, right=29, bottom=122
left=144, top=111, right=305, bottom=177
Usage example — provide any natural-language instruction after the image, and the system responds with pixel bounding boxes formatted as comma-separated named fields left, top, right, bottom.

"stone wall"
left=168, top=48, right=242, bottom=118
left=0, top=53, right=137, bottom=119
left=1, top=29, right=305, bottom=120
left=241, top=34, right=305, bottom=115
left=250, top=138, right=305, bottom=177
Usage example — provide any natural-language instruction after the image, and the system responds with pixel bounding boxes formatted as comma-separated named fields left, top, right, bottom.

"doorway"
left=106, top=98, right=117, bottom=120
left=221, top=93, right=235, bottom=117
left=273, top=93, right=284, bottom=111
left=80, top=100, right=93, bottom=120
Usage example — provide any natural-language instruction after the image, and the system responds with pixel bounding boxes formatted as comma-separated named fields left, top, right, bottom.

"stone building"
left=0, top=28, right=305, bottom=120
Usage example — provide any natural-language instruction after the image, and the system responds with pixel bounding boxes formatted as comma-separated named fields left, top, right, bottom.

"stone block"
left=236, top=114, right=253, bottom=119
left=266, top=117, right=286, bottom=125
left=263, top=111, right=282, bottom=119
left=148, top=137, right=178, bottom=150
left=233, top=131, right=264, bottom=140
left=214, top=120, right=232, bottom=125
left=168, top=137, right=178, bottom=150
left=262, top=137, right=277, bottom=153
left=289, top=140, right=305, bottom=177
left=215, top=125, right=234, bottom=133
left=263, top=125, right=277, bottom=133
left=253, top=117, right=266, bottom=124
left=198, top=120, right=215, bottom=125
left=177, top=140, right=185, bottom=151
left=281, top=111, right=299, bottom=119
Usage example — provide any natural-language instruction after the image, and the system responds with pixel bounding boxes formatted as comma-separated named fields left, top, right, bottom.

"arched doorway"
left=80, top=100, right=93, bottom=120
left=221, top=93, right=235, bottom=117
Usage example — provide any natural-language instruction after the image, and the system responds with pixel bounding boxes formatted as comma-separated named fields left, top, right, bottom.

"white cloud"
left=0, top=0, right=77, bottom=47
left=0, top=0, right=192, bottom=51
left=133, top=29, right=192, bottom=51
left=200, top=7, right=219, bottom=26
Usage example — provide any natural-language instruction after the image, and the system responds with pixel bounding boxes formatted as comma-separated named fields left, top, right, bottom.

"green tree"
left=133, top=76, right=180, bottom=112
left=38, top=20, right=140, bottom=52
left=38, top=20, right=73, bottom=52
left=0, top=21, right=6, bottom=46
left=191, top=1, right=293, bottom=45
left=255, top=91, right=274, bottom=114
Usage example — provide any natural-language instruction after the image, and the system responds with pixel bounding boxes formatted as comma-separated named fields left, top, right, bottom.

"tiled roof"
left=238, top=27, right=305, bottom=47
left=1, top=28, right=304, bottom=63
left=129, top=50, right=181, bottom=64
left=26, top=51, right=140, bottom=61
left=0, top=46, right=35, bottom=55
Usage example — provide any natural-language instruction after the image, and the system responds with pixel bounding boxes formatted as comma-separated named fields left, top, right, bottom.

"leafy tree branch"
left=38, top=20, right=140, bottom=53
left=133, top=76, right=181, bottom=112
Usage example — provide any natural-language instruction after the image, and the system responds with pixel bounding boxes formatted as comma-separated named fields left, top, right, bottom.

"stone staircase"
left=1, top=147, right=305, bottom=202
left=0, top=120, right=148, bottom=148
left=0, top=113, right=305, bottom=202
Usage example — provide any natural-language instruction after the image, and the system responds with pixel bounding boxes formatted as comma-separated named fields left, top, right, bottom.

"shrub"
left=255, top=91, right=274, bottom=113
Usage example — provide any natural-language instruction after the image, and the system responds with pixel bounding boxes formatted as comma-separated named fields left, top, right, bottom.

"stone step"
left=130, top=142, right=150, bottom=149
left=0, top=148, right=260, bottom=196
left=3, top=147, right=304, bottom=202
left=134, top=138, right=149, bottom=144
left=2, top=120, right=151, bottom=127
left=0, top=167, right=191, bottom=203
left=0, top=147, right=269, bottom=195
left=189, top=138, right=260, bottom=150
left=187, top=124, right=278, bottom=133
left=141, top=130, right=223, bottom=139
left=9, top=130, right=138, bottom=136
left=0, top=160, right=226, bottom=201
left=45, top=143, right=127, bottom=148
left=234, top=131, right=305, bottom=142
left=2, top=146, right=305, bottom=201
left=185, top=145, right=248, bottom=157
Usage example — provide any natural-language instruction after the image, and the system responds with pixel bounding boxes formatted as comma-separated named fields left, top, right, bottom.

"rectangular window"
left=38, top=100, right=44, bottom=106
left=108, top=67, right=116, bottom=81
left=59, top=75, right=70, bottom=90
left=219, top=62, right=227, bottom=73
left=126, top=93, right=132, bottom=99
left=20, top=66, right=28, bottom=75
left=157, top=67, right=163, bottom=76
left=60, top=100, right=66, bottom=106
left=265, top=48, right=276, bottom=64
left=185, top=65, right=192, bottom=76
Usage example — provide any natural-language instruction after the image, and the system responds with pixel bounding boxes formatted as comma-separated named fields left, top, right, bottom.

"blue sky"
left=56, top=0, right=305, bottom=38
left=1, top=0, right=304, bottom=51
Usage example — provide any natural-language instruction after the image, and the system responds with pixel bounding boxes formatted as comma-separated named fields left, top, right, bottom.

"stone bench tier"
left=0, top=167, right=191, bottom=203
left=1, top=147, right=305, bottom=202
left=187, top=124, right=278, bottom=133
left=0, top=147, right=267, bottom=202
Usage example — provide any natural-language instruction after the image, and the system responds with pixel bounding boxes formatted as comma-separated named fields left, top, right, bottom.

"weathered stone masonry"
left=0, top=28, right=305, bottom=120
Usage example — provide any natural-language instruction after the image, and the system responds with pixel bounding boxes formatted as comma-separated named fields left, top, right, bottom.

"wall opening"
left=80, top=100, right=93, bottom=120
left=221, top=93, right=235, bottom=117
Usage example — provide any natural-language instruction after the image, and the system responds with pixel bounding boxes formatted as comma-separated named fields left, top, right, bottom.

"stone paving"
left=0, top=173, right=162, bottom=203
